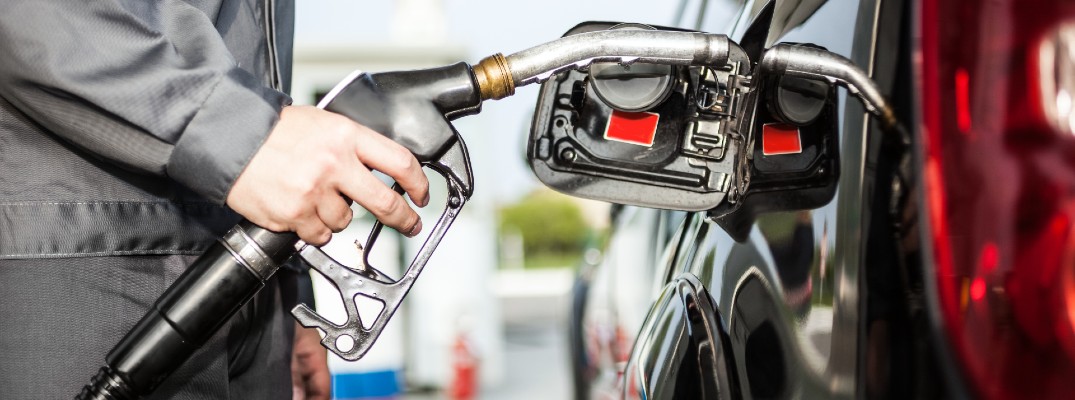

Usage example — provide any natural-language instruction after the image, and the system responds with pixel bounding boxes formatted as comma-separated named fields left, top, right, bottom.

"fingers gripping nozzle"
left=292, top=177, right=468, bottom=360
left=290, top=150, right=472, bottom=361
left=288, top=63, right=482, bottom=360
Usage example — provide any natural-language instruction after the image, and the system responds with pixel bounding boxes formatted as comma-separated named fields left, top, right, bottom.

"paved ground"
left=401, top=319, right=571, bottom=400
left=403, top=269, right=573, bottom=400
left=478, top=320, right=570, bottom=400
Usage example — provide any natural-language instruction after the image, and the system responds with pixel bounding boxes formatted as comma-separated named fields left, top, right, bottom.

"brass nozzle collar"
left=474, top=53, right=515, bottom=101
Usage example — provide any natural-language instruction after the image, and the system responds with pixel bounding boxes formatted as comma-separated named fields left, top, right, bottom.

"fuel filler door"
left=527, top=22, right=839, bottom=231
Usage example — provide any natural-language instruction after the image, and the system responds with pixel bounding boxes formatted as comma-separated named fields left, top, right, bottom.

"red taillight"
left=919, top=0, right=1075, bottom=398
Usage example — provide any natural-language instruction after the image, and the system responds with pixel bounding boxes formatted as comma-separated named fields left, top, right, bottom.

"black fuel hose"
left=77, top=221, right=297, bottom=399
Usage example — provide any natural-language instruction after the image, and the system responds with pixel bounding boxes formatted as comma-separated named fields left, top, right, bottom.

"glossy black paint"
left=732, top=274, right=790, bottom=399
left=625, top=273, right=739, bottom=400
left=569, top=0, right=960, bottom=399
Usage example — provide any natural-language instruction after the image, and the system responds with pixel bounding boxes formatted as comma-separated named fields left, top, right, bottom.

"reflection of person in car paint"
left=768, top=211, right=815, bottom=315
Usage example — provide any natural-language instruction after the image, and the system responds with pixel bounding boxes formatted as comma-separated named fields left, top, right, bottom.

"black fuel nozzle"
left=78, top=27, right=750, bottom=399
left=77, top=63, right=484, bottom=400
left=288, top=63, right=482, bottom=361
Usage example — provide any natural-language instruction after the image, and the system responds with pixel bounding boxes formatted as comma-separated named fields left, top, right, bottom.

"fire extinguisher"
left=449, top=331, right=478, bottom=400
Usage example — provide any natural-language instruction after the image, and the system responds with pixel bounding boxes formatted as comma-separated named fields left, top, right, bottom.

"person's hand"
left=227, top=105, right=429, bottom=245
left=291, top=322, right=331, bottom=400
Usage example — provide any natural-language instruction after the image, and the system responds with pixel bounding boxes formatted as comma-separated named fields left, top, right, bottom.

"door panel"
left=675, top=0, right=884, bottom=398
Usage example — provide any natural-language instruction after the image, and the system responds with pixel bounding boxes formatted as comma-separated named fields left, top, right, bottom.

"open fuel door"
left=527, top=22, right=839, bottom=240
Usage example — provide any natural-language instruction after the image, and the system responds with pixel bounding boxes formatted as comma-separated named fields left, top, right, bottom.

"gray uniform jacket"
left=0, top=0, right=295, bottom=258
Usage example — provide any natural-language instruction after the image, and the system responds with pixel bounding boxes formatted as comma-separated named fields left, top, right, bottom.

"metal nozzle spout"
left=474, top=29, right=749, bottom=101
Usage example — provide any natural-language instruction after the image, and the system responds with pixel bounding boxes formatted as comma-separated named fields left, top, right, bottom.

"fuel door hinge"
left=688, top=60, right=757, bottom=213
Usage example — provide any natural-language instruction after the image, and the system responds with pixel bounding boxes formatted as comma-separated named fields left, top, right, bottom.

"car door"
left=623, top=0, right=902, bottom=398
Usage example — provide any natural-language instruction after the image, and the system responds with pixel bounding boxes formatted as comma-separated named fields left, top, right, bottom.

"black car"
left=542, top=0, right=1075, bottom=398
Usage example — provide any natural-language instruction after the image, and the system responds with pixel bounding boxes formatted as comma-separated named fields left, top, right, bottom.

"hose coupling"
left=474, top=53, right=515, bottom=100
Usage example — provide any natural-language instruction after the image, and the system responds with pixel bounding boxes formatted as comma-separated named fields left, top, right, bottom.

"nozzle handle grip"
left=320, top=62, right=482, bottom=162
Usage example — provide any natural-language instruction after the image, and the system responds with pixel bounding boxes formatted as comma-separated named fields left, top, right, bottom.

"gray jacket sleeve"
left=0, top=0, right=291, bottom=204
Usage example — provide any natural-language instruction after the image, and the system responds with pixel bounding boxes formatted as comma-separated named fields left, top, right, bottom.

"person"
left=0, top=1, right=429, bottom=399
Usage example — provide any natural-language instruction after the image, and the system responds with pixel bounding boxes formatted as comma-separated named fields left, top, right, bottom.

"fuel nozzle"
left=77, top=27, right=757, bottom=400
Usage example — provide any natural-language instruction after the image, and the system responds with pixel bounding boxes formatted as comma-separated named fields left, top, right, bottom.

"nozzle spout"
left=474, top=29, right=749, bottom=101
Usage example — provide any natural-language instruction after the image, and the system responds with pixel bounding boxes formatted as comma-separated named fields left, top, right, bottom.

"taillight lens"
left=919, top=0, right=1075, bottom=398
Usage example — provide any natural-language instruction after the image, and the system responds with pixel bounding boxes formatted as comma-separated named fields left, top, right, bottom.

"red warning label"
left=604, top=110, right=660, bottom=147
left=762, top=123, right=802, bottom=155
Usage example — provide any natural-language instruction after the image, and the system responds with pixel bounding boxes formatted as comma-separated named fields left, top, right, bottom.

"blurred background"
left=291, top=1, right=736, bottom=398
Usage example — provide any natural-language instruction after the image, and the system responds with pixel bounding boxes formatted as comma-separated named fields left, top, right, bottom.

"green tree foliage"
left=499, top=191, right=590, bottom=259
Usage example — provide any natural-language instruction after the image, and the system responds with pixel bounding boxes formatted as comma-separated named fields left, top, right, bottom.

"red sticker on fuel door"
left=604, top=110, right=660, bottom=147
left=762, top=123, right=802, bottom=155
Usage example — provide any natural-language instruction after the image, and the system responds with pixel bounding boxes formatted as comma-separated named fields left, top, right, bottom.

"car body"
left=565, top=0, right=1075, bottom=398
left=570, top=206, right=684, bottom=400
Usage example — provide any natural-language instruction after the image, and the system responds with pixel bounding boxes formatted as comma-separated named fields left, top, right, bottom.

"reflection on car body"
left=563, top=0, right=1075, bottom=398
